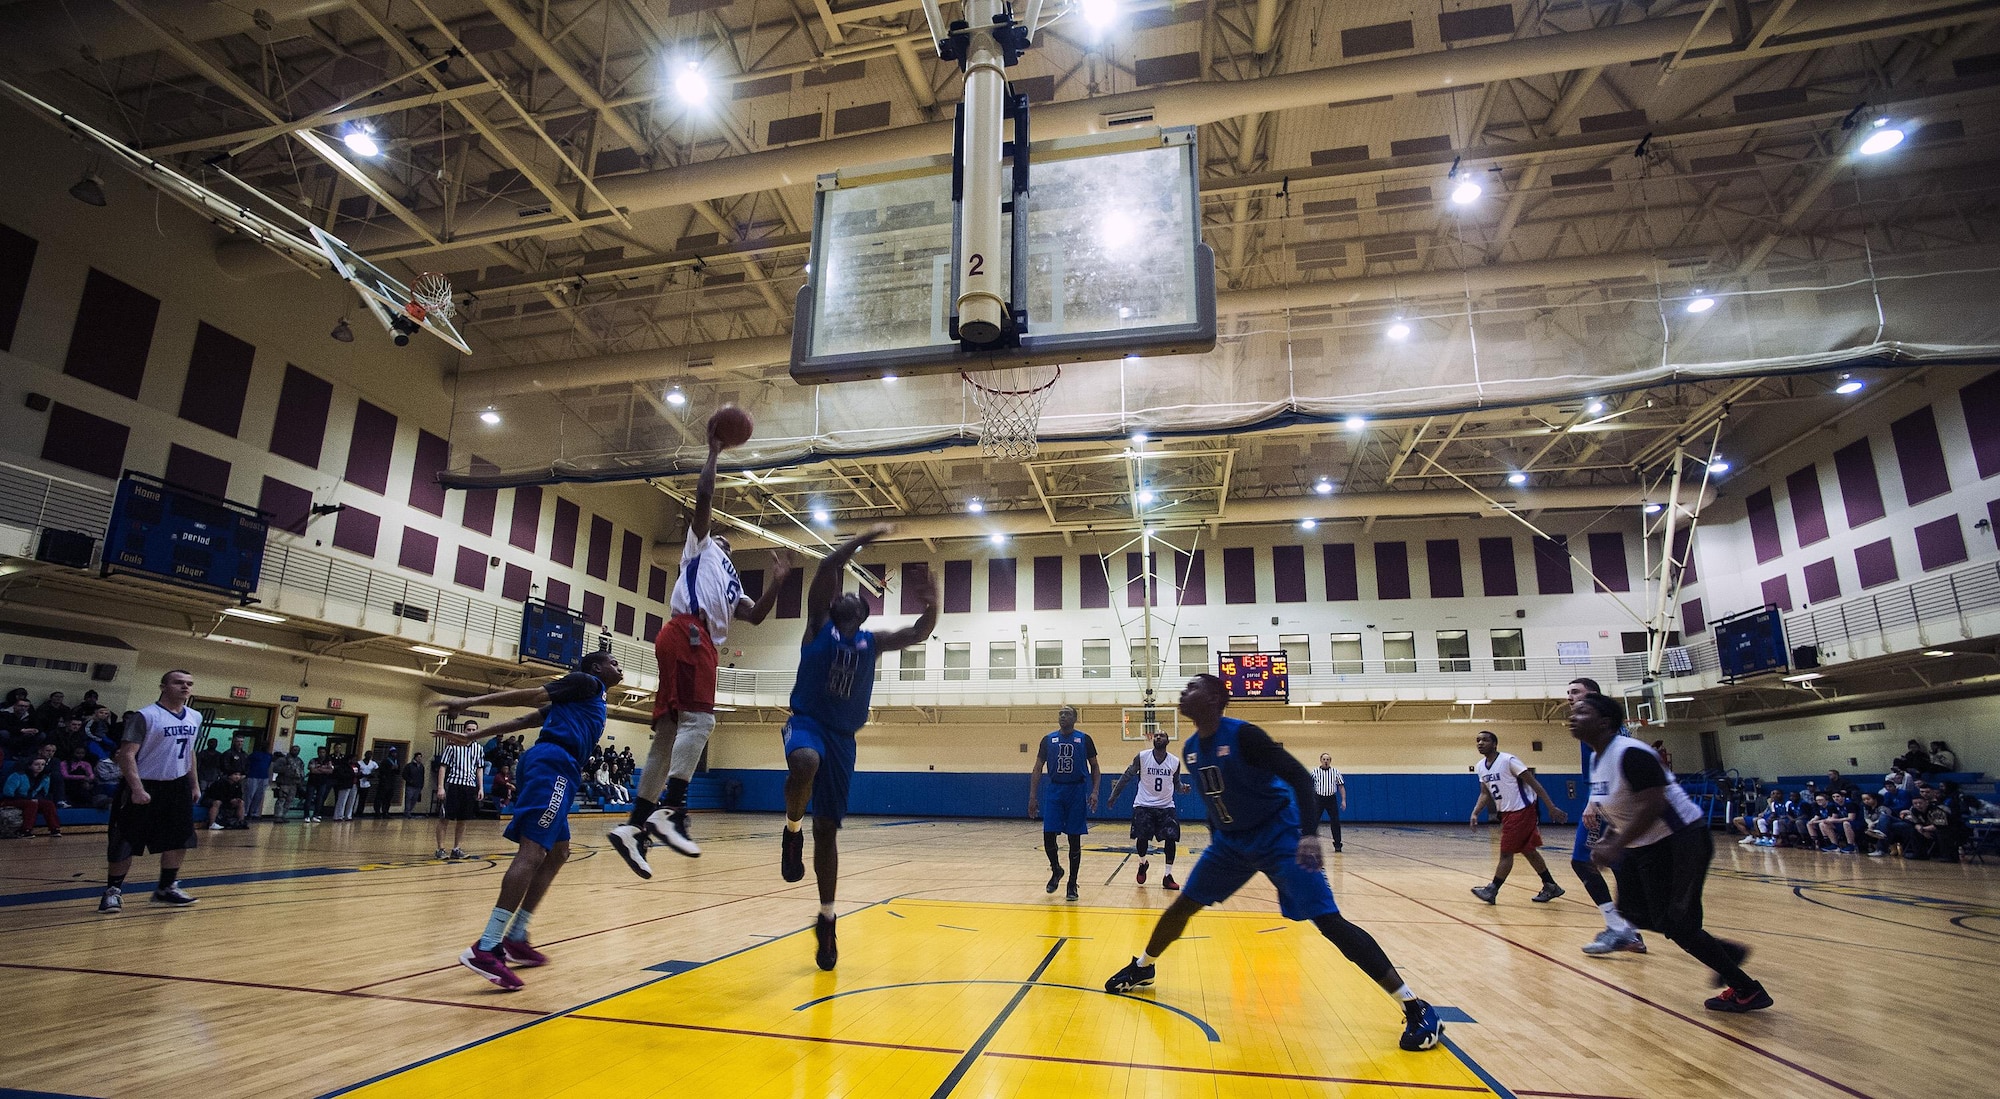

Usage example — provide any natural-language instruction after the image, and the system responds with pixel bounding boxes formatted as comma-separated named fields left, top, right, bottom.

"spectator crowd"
left=1725, top=740, right=1990, bottom=863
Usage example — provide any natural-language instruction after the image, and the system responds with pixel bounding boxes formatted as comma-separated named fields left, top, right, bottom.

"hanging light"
left=1708, top=459, right=1731, bottom=474
left=1685, top=292, right=1716, bottom=314
left=1835, top=376, right=1864, bottom=395
left=1586, top=399, right=1605, bottom=415
left=989, top=532, right=1007, bottom=545
left=342, top=126, right=380, bottom=157
left=1857, top=118, right=1905, bottom=156
left=1298, top=518, right=1319, bottom=531
left=1507, top=471, right=1528, bottom=486
left=1386, top=318, right=1412, bottom=340
left=68, top=173, right=107, bottom=206
left=665, top=385, right=687, bottom=406
left=479, top=407, right=501, bottom=425
left=1081, top=0, right=1118, bottom=30
left=812, top=508, right=831, bottom=523
left=967, top=499, right=985, bottom=513
left=1345, top=415, right=1367, bottom=431
left=1314, top=478, right=1334, bottom=495
left=1644, top=502, right=1663, bottom=515
left=673, top=63, right=710, bottom=106
left=329, top=318, right=354, bottom=343
left=1136, top=488, right=1156, bottom=505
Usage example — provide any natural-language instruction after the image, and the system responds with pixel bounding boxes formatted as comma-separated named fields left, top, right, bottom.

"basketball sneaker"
left=1581, top=929, right=1647, bottom=956
left=1104, top=958, right=1155, bottom=992
left=434, top=847, right=447, bottom=860
left=607, top=823, right=654, bottom=880
left=97, top=886, right=121, bottom=914
left=1704, top=984, right=1773, bottom=1013
left=1065, top=881, right=1079, bottom=902
left=460, top=945, right=524, bottom=991
left=450, top=847, right=467, bottom=860
left=1045, top=868, right=1063, bottom=894
left=500, top=938, right=549, bottom=968
left=814, top=915, right=838, bottom=971
left=646, top=808, right=702, bottom=858
left=1531, top=882, right=1566, bottom=903
left=781, top=827, right=805, bottom=882
left=151, top=884, right=197, bottom=906
left=1136, top=861, right=1149, bottom=885
left=1399, top=1000, right=1443, bottom=1051
left=1470, top=884, right=1499, bottom=904
left=1162, top=873, right=1179, bottom=891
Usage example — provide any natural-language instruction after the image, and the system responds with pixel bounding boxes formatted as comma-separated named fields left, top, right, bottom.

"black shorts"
left=107, top=778, right=197, bottom=860
left=1130, top=805, right=1182, bottom=844
left=443, top=784, right=481, bottom=820
left=1610, top=826, right=1713, bottom=934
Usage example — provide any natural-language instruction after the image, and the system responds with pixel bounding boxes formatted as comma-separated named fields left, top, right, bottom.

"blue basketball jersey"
left=789, top=621, right=878, bottom=733
left=538, top=672, right=606, bottom=766
left=1183, top=716, right=1294, bottom=834
left=1040, top=731, right=1095, bottom=784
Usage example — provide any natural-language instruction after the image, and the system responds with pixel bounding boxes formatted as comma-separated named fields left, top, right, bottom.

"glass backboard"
left=309, top=225, right=472, bottom=354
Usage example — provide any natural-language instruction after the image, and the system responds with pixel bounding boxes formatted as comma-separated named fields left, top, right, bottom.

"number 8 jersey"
left=1132, top=749, right=1182, bottom=808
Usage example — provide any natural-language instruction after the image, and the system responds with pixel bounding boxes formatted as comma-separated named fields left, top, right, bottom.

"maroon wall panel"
left=1175, top=550, right=1207, bottom=605
left=1080, top=555, right=1111, bottom=608
left=1891, top=406, right=1953, bottom=506
left=1960, top=372, right=2000, bottom=479
left=1672, top=526, right=1698, bottom=584
left=1760, top=574, right=1792, bottom=611
left=508, top=485, right=541, bottom=552
left=408, top=430, right=449, bottom=516
left=177, top=322, right=255, bottom=437
left=1033, top=556, right=1064, bottom=610
left=1323, top=544, right=1359, bottom=601
left=64, top=269, right=157, bottom=399
left=614, top=603, right=636, bottom=636
left=1533, top=535, right=1573, bottom=595
left=258, top=476, right=312, bottom=535
left=989, top=558, right=1018, bottom=612
left=0, top=222, right=36, bottom=352
left=860, top=563, right=886, bottom=615
left=1803, top=558, right=1841, bottom=603
left=545, top=578, right=571, bottom=609
left=582, top=591, right=605, bottom=626
left=586, top=516, right=612, bottom=579
left=41, top=404, right=128, bottom=480
left=1914, top=515, right=1968, bottom=572
left=331, top=505, right=380, bottom=557
left=1854, top=537, right=1899, bottom=589
left=398, top=528, right=438, bottom=575
left=341, top=400, right=396, bottom=494
left=943, top=560, right=972, bottom=613
left=647, top=565, right=668, bottom=603
left=1681, top=597, right=1706, bottom=635
left=163, top=444, right=230, bottom=498
left=1834, top=438, right=1886, bottom=527
left=643, top=613, right=663, bottom=642
left=550, top=498, right=580, bottom=567
left=1426, top=539, right=1463, bottom=598
left=502, top=563, right=532, bottom=602
left=1374, top=542, right=1411, bottom=600
left=1272, top=545, right=1308, bottom=602
left=453, top=546, right=486, bottom=591
left=269, top=365, right=333, bottom=468
left=619, top=531, right=643, bottom=592
left=1745, top=488, right=1783, bottom=563
left=741, top=568, right=765, bottom=600
left=459, top=456, right=498, bottom=537
left=901, top=562, right=933, bottom=614
left=775, top=568, right=803, bottom=619
left=1127, top=552, right=1160, bottom=607
left=1785, top=464, right=1829, bottom=546
left=1477, top=537, right=1516, bottom=597
left=1222, top=547, right=1258, bottom=604
left=1587, top=532, right=1630, bottom=592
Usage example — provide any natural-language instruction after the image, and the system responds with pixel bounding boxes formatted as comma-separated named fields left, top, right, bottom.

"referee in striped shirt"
left=434, top=723, right=486, bottom=860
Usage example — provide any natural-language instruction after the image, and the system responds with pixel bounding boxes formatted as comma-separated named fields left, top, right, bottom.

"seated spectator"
left=1860, top=793, right=1893, bottom=856
left=2, top=757, right=62, bottom=837
left=1928, top=740, right=1959, bottom=774
left=204, top=769, right=249, bottom=830
left=0, top=697, right=31, bottom=739
left=1886, top=796, right=1937, bottom=858
left=1819, top=792, right=1861, bottom=852
left=1894, top=739, right=1932, bottom=774
left=2, top=722, right=48, bottom=773
left=1880, top=767, right=1915, bottom=812
left=59, top=747, right=92, bottom=807
left=1824, top=769, right=1857, bottom=797
left=29, top=691, right=68, bottom=732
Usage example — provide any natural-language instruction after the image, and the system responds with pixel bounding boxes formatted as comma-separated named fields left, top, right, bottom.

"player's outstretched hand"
left=430, top=698, right=464, bottom=715
left=1295, top=834, right=1324, bottom=872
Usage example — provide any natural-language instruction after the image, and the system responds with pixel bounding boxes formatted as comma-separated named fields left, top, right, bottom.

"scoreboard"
left=519, top=598, right=587, bottom=668
left=101, top=472, right=268, bottom=596
left=1217, top=652, right=1289, bottom=702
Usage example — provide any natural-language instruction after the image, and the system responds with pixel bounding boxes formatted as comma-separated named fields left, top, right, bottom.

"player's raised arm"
left=433, top=684, right=552, bottom=716
left=876, top=564, right=939, bottom=652
left=690, top=422, right=723, bottom=542
left=804, top=524, right=893, bottom=642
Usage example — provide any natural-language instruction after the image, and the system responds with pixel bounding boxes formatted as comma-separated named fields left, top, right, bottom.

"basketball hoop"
left=963, top=365, right=1059, bottom=459
left=410, top=271, right=455, bottom=322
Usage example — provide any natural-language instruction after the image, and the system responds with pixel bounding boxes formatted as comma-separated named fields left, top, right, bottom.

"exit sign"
left=229, top=686, right=250, bottom=700
left=327, top=698, right=344, bottom=710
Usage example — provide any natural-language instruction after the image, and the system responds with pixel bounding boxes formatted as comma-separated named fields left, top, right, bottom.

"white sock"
left=506, top=908, right=533, bottom=942
left=1599, top=902, right=1634, bottom=934
left=1163, top=860, right=1175, bottom=875
left=1138, top=951, right=1157, bottom=966
left=1391, top=984, right=1417, bottom=1002
left=785, top=817, right=803, bottom=833
left=819, top=902, right=836, bottom=919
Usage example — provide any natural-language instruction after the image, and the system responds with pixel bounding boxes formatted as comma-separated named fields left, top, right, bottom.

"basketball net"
left=411, top=272, right=455, bottom=321
left=963, top=365, right=1059, bottom=460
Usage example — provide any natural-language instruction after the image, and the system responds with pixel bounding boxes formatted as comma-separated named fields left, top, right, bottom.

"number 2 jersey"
left=1182, top=716, right=1321, bottom=836
left=790, top=621, right=879, bottom=733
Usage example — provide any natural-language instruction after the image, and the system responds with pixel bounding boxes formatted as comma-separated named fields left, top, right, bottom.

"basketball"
left=709, top=405, right=754, bottom=448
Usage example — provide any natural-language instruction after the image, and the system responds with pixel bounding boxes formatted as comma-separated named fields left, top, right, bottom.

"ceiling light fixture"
left=1507, top=471, right=1528, bottom=486
left=1685, top=292, right=1716, bottom=314
left=967, top=499, right=984, bottom=513
left=1708, top=459, right=1731, bottom=474
left=68, top=173, right=107, bottom=206
left=221, top=607, right=286, bottom=624
left=673, top=63, right=710, bottom=106
left=881, top=372, right=898, bottom=383
left=989, top=532, right=1007, bottom=545
left=1131, top=432, right=1148, bottom=444
left=329, top=318, right=354, bottom=343
left=1137, top=488, right=1156, bottom=505
left=1644, top=502, right=1663, bottom=514
left=1835, top=377, right=1863, bottom=395
left=1386, top=319, right=1411, bottom=340
left=1665, top=696, right=1695, bottom=704
left=479, top=407, right=501, bottom=425
left=811, top=508, right=831, bottom=523
left=1081, top=0, right=1118, bottom=31
left=1586, top=400, right=1605, bottom=415
left=665, top=385, right=687, bottom=406
left=1924, top=649, right=1954, bottom=657
left=1857, top=118, right=1905, bottom=155
left=341, top=127, right=380, bottom=157
left=1781, top=671, right=1823, bottom=683
left=1298, top=518, right=1318, bottom=530
left=1456, top=698, right=1492, bottom=706
left=1345, top=415, right=1366, bottom=431
left=411, top=644, right=454, bottom=658
left=1314, top=478, right=1334, bottom=495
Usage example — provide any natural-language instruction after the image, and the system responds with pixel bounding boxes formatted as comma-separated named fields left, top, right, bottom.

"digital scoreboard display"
left=1217, top=652, right=1289, bottom=702
left=101, top=472, right=268, bottom=596
left=1716, top=606, right=1789, bottom=681
left=519, top=598, right=588, bottom=668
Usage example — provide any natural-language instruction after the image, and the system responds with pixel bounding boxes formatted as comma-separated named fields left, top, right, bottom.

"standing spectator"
left=371, top=750, right=398, bottom=818
left=1649, top=739, right=1674, bottom=773
left=196, top=739, right=223, bottom=789
left=60, top=747, right=92, bottom=807
left=1311, top=752, right=1347, bottom=853
left=244, top=742, right=273, bottom=820
left=203, top=769, right=247, bottom=829
left=219, top=737, right=249, bottom=780
left=402, top=753, right=426, bottom=817
left=1824, top=770, right=1857, bottom=798
left=2, top=756, right=62, bottom=836
left=354, top=750, right=378, bottom=819
left=434, top=725, right=485, bottom=860
left=100, top=670, right=203, bottom=912
left=305, top=749, right=333, bottom=822
left=330, top=752, right=360, bottom=820
left=271, top=745, right=305, bottom=822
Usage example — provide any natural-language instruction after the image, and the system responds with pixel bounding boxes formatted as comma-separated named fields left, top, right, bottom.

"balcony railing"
left=1783, top=558, right=2000, bottom=655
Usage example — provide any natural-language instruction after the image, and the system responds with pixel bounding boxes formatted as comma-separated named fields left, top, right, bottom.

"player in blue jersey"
left=433, top=649, right=622, bottom=991
left=780, top=525, right=938, bottom=970
left=1026, top=705, right=1100, bottom=901
left=1106, top=674, right=1443, bottom=1054
left=1566, top=677, right=1646, bottom=957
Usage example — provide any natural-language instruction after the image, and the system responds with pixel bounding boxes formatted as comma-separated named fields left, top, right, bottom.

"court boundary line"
left=980, top=1050, right=1497, bottom=1094
left=565, top=1011, right=966, bottom=1053
left=0, top=960, right=544, bottom=1017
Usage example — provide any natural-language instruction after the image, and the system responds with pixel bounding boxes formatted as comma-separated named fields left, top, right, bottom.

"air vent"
left=684, top=355, right=715, bottom=371
left=1737, top=732, right=1765, bottom=742
left=1102, top=108, right=1155, bottom=127
left=517, top=204, right=552, bottom=219
left=390, top=602, right=431, bottom=623
left=1848, top=721, right=1886, bottom=732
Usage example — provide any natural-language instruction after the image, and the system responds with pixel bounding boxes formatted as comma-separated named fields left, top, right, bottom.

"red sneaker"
left=459, top=945, right=524, bottom=990
left=501, top=938, right=549, bottom=968
left=1162, top=873, right=1180, bottom=891
left=1136, top=862, right=1149, bottom=885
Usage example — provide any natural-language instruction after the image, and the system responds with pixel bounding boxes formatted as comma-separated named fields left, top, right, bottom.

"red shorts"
left=1498, top=807, right=1544, bottom=855
left=652, top=613, right=718, bottom=720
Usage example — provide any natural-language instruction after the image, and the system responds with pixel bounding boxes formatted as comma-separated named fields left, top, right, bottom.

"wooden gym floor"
left=0, top=814, right=1992, bottom=1099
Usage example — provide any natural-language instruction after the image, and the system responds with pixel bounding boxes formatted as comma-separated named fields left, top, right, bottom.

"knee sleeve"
left=1312, top=913, right=1397, bottom=986
left=668, top=711, right=716, bottom=780
left=1571, top=860, right=1614, bottom=906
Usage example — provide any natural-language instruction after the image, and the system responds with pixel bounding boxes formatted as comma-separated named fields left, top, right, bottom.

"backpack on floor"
left=0, top=806, right=22, bottom=839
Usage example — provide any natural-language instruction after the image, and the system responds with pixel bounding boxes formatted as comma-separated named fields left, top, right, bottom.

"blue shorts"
left=1182, top=812, right=1339, bottom=921
left=503, top=742, right=580, bottom=849
left=783, top=714, right=857, bottom=826
left=1040, top=780, right=1090, bottom=834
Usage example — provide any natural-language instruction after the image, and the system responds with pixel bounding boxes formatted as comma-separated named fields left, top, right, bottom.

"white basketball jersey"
left=1589, top=734, right=1704, bottom=848
left=1475, top=752, right=1533, bottom=813
left=127, top=702, right=203, bottom=782
left=1133, top=749, right=1182, bottom=808
left=672, top=530, right=744, bottom=645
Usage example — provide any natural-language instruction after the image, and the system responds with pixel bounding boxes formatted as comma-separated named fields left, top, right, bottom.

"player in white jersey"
left=1469, top=730, right=1567, bottom=904
left=100, top=669, right=203, bottom=913
left=610, top=421, right=791, bottom=876
left=1107, top=730, right=1190, bottom=889
left=1573, top=692, right=1770, bottom=1013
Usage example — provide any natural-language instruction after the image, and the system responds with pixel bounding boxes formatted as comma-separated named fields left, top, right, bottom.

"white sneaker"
left=1738, top=836, right=1757, bottom=845
left=208, top=822, right=224, bottom=830
left=646, top=808, right=702, bottom=858
left=607, top=823, right=654, bottom=879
